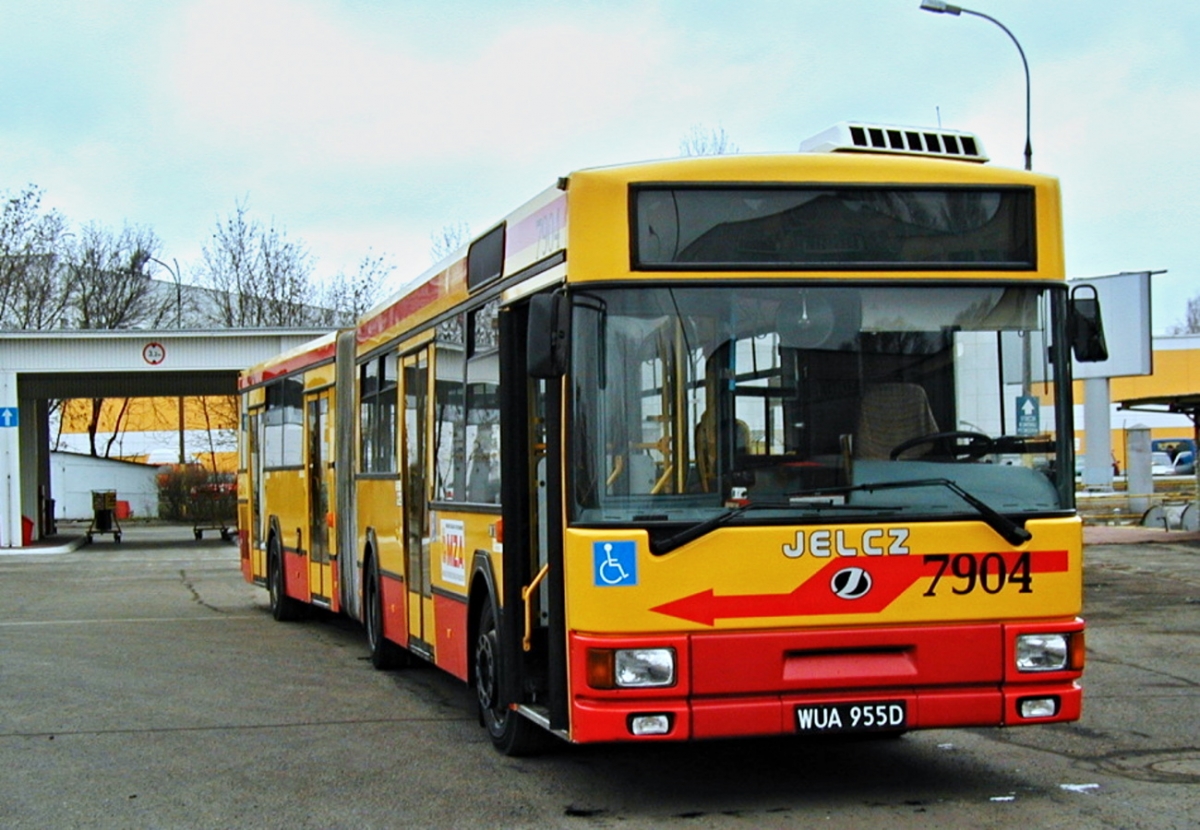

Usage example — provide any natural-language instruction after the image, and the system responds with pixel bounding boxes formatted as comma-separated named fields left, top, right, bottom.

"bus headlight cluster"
left=616, top=648, right=675, bottom=687
left=587, top=648, right=676, bottom=689
left=1015, top=633, right=1069, bottom=672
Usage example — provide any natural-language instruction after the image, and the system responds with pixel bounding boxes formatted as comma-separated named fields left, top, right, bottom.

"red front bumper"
left=567, top=619, right=1084, bottom=743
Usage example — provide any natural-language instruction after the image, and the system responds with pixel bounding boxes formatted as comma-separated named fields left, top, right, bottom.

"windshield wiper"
left=648, top=499, right=901, bottom=555
left=789, top=478, right=1032, bottom=547
left=648, top=477, right=1030, bottom=555
left=649, top=504, right=753, bottom=555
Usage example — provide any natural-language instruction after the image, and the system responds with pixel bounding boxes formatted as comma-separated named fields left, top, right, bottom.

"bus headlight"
left=615, top=648, right=676, bottom=687
left=1015, top=633, right=1069, bottom=672
left=588, top=647, right=676, bottom=688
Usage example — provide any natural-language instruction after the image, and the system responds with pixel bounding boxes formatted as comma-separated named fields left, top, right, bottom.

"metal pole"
left=149, top=256, right=183, bottom=328
left=149, top=256, right=187, bottom=464
left=920, top=1, right=1032, bottom=170
left=178, top=396, right=186, bottom=466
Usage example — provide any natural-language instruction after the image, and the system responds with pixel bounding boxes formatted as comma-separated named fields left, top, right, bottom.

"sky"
left=0, top=0, right=1196, bottom=332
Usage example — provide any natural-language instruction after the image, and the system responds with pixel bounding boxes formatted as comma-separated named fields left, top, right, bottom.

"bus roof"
left=352, top=148, right=1063, bottom=357
left=240, top=329, right=340, bottom=389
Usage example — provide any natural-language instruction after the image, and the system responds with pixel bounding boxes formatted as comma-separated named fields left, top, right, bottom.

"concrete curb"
left=0, top=534, right=89, bottom=556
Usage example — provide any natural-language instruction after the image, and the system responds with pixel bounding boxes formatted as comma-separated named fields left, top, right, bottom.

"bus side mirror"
left=1069, top=286, right=1108, bottom=363
left=527, top=292, right=570, bottom=378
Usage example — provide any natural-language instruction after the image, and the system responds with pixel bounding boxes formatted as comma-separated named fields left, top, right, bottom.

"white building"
left=49, top=451, right=159, bottom=521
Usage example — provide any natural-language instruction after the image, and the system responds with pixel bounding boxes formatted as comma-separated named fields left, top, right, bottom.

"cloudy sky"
left=1, top=0, right=1196, bottom=331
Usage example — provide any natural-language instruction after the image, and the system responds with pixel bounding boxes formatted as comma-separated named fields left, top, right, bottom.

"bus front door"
left=401, top=350, right=433, bottom=658
left=306, top=389, right=334, bottom=606
left=248, top=408, right=266, bottom=578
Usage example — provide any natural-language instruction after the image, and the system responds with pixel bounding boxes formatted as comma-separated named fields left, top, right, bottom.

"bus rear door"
left=306, top=389, right=334, bottom=606
left=402, top=349, right=434, bottom=658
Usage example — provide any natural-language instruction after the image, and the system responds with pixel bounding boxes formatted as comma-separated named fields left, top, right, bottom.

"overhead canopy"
left=1117, top=393, right=1200, bottom=423
left=19, top=370, right=237, bottom=399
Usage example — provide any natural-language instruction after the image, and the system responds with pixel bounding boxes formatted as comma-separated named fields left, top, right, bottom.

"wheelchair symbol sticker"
left=593, top=541, right=637, bottom=587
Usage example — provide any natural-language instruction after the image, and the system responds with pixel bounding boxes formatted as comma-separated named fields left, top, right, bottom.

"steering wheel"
left=889, top=431, right=995, bottom=461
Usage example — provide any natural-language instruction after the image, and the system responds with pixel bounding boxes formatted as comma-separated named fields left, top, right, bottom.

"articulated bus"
left=238, top=122, right=1107, bottom=754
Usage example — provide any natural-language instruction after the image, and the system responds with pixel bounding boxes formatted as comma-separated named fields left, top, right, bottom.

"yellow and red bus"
left=238, top=122, right=1105, bottom=754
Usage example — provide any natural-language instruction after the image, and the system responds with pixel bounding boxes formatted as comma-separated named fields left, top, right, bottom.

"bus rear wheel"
left=474, top=596, right=550, bottom=756
left=364, top=554, right=409, bottom=670
left=267, top=536, right=302, bottom=622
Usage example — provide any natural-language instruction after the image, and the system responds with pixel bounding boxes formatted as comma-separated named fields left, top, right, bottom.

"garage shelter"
left=1, top=329, right=324, bottom=547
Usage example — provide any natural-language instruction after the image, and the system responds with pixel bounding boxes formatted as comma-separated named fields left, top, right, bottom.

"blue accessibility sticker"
left=593, top=540, right=638, bottom=587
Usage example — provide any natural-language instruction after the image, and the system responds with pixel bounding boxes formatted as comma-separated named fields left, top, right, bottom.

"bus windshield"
left=569, top=283, right=1071, bottom=530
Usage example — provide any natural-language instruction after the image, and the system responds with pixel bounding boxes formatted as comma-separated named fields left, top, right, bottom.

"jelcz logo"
left=830, top=566, right=872, bottom=600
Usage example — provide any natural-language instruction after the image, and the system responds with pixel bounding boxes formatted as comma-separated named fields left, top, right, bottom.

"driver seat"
left=855, top=383, right=939, bottom=460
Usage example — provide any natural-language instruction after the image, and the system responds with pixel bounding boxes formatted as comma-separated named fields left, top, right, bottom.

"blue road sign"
left=0, top=407, right=17, bottom=428
left=1016, top=395, right=1039, bottom=436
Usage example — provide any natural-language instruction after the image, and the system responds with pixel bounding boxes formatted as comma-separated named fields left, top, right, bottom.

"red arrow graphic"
left=650, top=550, right=1069, bottom=626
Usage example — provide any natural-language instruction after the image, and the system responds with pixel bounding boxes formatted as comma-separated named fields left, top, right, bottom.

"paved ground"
left=2, top=521, right=1197, bottom=829
left=1084, top=524, right=1200, bottom=546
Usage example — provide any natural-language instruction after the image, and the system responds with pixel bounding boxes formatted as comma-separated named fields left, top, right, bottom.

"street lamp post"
left=149, top=256, right=183, bottom=329
left=919, top=0, right=1032, bottom=171
left=149, top=256, right=186, bottom=465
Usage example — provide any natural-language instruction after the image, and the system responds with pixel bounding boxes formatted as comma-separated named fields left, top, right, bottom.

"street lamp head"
left=920, top=0, right=963, bottom=14
left=917, top=0, right=1031, bottom=171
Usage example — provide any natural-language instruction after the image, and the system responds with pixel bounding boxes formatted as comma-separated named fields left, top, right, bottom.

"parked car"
left=1174, top=450, right=1195, bottom=476
left=1151, top=438, right=1196, bottom=460
left=1151, top=451, right=1175, bottom=476
left=1151, top=438, right=1197, bottom=475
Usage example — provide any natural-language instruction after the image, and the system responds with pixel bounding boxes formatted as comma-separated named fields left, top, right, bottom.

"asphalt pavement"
left=2, top=521, right=1198, bottom=829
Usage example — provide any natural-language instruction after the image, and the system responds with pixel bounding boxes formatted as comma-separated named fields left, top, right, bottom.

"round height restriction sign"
left=143, top=342, right=166, bottom=365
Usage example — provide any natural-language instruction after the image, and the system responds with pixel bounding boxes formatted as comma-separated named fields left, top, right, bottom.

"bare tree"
left=315, top=251, right=395, bottom=326
left=199, top=200, right=257, bottom=325
left=97, top=398, right=133, bottom=459
left=62, top=222, right=174, bottom=457
left=198, top=395, right=239, bottom=472
left=430, top=220, right=471, bottom=264
left=67, top=222, right=171, bottom=330
left=196, top=200, right=322, bottom=327
left=145, top=256, right=197, bottom=329
left=0, top=186, right=72, bottom=330
left=680, top=124, right=739, bottom=157
left=1167, top=295, right=1200, bottom=335
left=259, top=221, right=316, bottom=324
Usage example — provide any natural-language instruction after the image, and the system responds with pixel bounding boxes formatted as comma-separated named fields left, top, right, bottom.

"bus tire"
left=474, top=596, right=549, bottom=756
left=364, top=554, right=409, bottom=670
left=267, top=535, right=302, bottom=622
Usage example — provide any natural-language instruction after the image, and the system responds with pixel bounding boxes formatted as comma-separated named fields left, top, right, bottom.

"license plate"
left=795, top=700, right=907, bottom=734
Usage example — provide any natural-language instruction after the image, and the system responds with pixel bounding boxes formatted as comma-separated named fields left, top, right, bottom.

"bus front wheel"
left=474, top=596, right=549, bottom=756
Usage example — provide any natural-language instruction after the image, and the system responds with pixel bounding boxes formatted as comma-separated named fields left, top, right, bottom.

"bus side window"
left=465, top=380, right=500, bottom=503
left=465, top=302, right=501, bottom=504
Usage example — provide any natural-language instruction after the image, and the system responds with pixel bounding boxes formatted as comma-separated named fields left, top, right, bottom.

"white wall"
left=50, top=452, right=159, bottom=521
